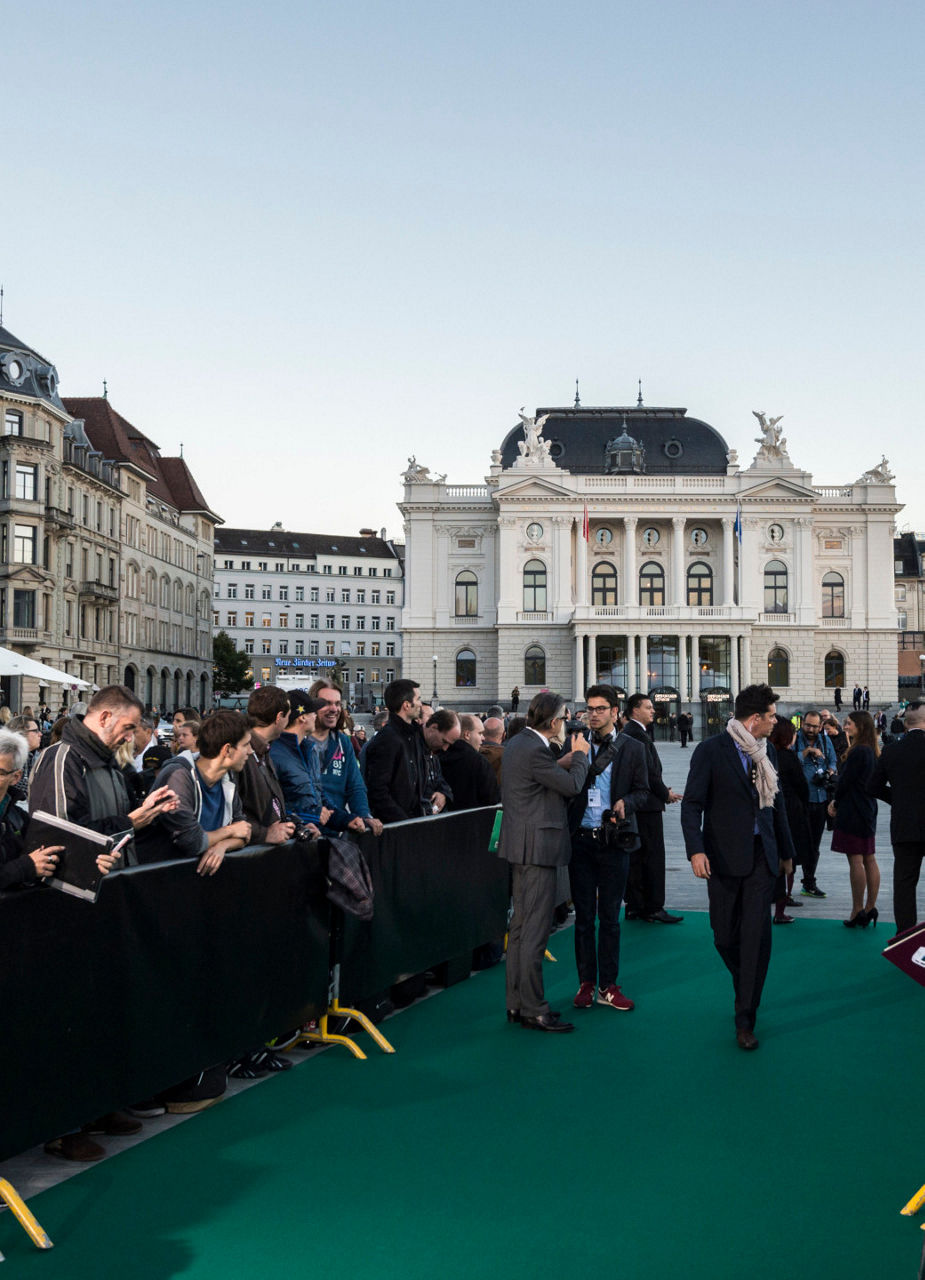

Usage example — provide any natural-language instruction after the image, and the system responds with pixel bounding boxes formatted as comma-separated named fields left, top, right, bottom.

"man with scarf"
left=567, top=685, right=649, bottom=1012
left=681, top=683, right=796, bottom=1051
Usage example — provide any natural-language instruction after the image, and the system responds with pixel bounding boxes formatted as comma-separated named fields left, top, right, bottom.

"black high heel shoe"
left=844, top=913, right=865, bottom=928
left=862, top=907, right=879, bottom=929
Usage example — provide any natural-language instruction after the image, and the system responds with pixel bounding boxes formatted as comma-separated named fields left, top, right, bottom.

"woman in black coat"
left=769, top=719, right=812, bottom=923
left=828, top=711, right=880, bottom=927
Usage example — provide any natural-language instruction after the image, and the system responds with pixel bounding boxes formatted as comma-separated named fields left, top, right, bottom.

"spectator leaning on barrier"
left=0, top=729, right=67, bottom=891
left=442, top=714, right=501, bottom=810
left=307, top=679, right=383, bottom=835
left=363, top=679, right=435, bottom=823
left=237, top=687, right=299, bottom=845
left=28, top=684, right=179, bottom=842
left=269, top=691, right=330, bottom=828
left=420, top=708, right=457, bottom=813
left=139, top=710, right=253, bottom=876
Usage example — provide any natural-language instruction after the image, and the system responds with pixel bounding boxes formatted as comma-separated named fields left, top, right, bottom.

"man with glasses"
left=7, top=715, right=42, bottom=788
left=567, top=686, right=649, bottom=1012
left=499, top=691, right=590, bottom=1033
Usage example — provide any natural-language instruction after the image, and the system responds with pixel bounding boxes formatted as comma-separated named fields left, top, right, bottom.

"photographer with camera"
left=567, top=685, right=649, bottom=1013
left=794, top=709, right=838, bottom=898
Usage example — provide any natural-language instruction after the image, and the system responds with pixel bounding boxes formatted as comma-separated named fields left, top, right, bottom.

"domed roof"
left=0, top=324, right=64, bottom=410
left=499, top=405, right=730, bottom=475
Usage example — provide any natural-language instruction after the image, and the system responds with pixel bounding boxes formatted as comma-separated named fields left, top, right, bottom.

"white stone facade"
left=400, top=406, right=901, bottom=722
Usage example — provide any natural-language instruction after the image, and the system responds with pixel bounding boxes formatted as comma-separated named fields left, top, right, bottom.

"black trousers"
left=625, top=810, right=666, bottom=915
left=569, top=831, right=629, bottom=990
left=893, top=842, right=925, bottom=934
left=802, top=801, right=828, bottom=888
left=707, top=840, right=776, bottom=1029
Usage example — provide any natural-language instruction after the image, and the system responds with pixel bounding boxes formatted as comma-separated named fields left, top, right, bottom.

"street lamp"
left=919, top=654, right=925, bottom=692
left=432, top=654, right=439, bottom=706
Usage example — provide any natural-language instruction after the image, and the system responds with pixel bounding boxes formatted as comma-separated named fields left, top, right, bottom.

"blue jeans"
left=569, top=830, right=630, bottom=989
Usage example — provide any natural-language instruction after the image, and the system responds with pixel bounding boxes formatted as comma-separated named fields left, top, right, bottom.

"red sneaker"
left=573, top=981, right=595, bottom=1009
left=597, top=984, right=635, bottom=1011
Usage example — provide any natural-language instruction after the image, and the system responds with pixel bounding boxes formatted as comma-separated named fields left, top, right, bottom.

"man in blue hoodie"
left=308, top=679, right=382, bottom=835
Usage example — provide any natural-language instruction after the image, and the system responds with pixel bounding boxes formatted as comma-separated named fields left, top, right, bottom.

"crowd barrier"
left=0, top=806, right=506, bottom=1164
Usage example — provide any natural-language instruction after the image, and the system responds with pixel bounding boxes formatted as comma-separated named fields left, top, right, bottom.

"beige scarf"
left=726, top=718, right=779, bottom=809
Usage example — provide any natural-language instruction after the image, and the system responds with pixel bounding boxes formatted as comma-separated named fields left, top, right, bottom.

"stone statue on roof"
left=750, top=410, right=790, bottom=464
left=402, top=456, right=431, bottom=483
left=857, top=455, right=895, bottom=484
left=516, top=408, right=552, bottom=462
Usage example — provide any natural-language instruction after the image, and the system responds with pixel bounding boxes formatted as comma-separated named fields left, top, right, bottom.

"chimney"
left=359, top=527, right=376, bottom=537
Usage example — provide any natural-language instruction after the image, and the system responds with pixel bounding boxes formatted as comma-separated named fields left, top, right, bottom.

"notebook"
left=27, top=811, right=132, bottom=903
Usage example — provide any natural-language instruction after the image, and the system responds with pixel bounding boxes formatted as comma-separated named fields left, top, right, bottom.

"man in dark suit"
left=622, top=692, right=684, bottom=924
left=499, top=691, right=589, bottom=1033
left=567, top=685, right=649, bottom=1012
left=868, top=700, right=925, bottom=932
left=681, top=683, right=796, bottom=1051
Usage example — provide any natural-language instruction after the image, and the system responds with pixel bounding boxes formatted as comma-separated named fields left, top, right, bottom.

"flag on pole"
left=582, top=504, right=590, bottom=541
left=733, top=504, right=742, bottom=544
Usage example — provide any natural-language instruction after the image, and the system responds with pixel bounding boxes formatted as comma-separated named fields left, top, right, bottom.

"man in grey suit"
left=500, top=691, right=590, bottom=1033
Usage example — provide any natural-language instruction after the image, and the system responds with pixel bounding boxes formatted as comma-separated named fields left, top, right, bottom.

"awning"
left=0, top=646, right=91, bottom=688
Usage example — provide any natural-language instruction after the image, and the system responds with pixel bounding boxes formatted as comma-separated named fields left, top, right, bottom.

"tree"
left=212, top=630, right=254, bottom=698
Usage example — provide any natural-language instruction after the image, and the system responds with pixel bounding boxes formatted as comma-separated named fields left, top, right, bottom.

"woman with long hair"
left=828, top=710, right=880, bottom=928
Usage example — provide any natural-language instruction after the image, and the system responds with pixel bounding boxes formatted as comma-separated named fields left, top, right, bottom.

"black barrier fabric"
left=339, top=807, right=508, bottom=1006
left=0, top=841, right=330, bottom=1163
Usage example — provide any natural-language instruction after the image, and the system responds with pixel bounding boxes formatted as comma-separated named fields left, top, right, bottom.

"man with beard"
left=307, top=678, right=382, bottom=835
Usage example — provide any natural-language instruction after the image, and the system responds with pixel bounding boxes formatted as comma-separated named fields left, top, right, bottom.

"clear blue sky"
left=5, top=0, right=923, bottom=536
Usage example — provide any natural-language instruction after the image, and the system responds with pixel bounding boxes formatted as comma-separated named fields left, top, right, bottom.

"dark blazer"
left=832, top=745, right=877, bottom=839
left=868, top=730, right=925, bottom=843
left=362, top=714, right=432, bottom=825
left=499, top=729, right=589, bottom=867
left=441, top=739, right=500, bottom=810
left=621, top=718, right=671, bottom=810
left=681, top=732, right=796, bottom=876
left=568, top=731, right=649, bottom=835
left=775, top=746, right=813, bottom=866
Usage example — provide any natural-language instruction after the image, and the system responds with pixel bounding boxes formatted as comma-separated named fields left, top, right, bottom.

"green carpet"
left=4, top=914, right=924, bottom=1279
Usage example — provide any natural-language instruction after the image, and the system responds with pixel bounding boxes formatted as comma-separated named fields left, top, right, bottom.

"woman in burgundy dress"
left=828, top=711, right=880, bottom=928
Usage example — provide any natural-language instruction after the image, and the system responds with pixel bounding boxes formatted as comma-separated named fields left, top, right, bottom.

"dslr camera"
left=600, top=809, right=639, bottom=851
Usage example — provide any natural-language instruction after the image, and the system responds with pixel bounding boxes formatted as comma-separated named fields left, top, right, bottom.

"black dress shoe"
left=646, top=909, right=683, bottom=924
left=506, top=1009, right=521, bottom=1023
left=624, top=908, right=642, bottom=920
left=735, top=1028, right=759, bottom=1051
left=520, top=1012, right=575, bottom=1033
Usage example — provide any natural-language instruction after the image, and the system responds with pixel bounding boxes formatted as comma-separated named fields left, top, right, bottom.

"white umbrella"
left=0, top=646, right=91, bottom=688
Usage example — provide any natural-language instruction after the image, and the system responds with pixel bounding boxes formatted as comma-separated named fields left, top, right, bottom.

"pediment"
left=496, top=473, right=574, bottom=501
left=738, top=477, right=816, bottom=502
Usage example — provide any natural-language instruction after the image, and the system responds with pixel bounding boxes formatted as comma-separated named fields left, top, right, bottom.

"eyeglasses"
left=0, top=765, right=23, bottom=778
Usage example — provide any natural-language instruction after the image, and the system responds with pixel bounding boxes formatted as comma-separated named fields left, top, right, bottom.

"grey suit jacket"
left=499, top=729, right=590, bottom=867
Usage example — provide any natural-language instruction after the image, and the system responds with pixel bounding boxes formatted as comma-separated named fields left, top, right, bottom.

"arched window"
left=592, top=561, right=618, bottom=606
left=524, top=644, right=546, bottom=685
left=523, top=559, right=547, bottom=612
left=639, top=561, right=664, bottom=607
left=824, top=650, right=845, bottom=688
left=768, top=647, right=789, bottom=686
left=822, top=571, right=845, bottom=618
left=687, top=561, right=713, bottom=607
left=455, top=571, right=478, bottom=617
left=764, top=560, right=788, bottom=614
left=455, top=648, right=476, bottom=687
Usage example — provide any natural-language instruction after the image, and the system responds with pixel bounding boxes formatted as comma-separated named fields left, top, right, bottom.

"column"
left=574, top=630, right=585, bottom=703
left=691, top=633, right=701, bottom=701
left=671, top=517, right=686, bottom=608
left=722, top=518, right=735, bottom=606
left=575, top=517, right=588, bottom=607
left=730, top=634, right=740, bottom=692
left=626, top=633, right=637, bottom=692
left=742, top=630, right=752, bottom=688
left=590, top=633, right=598, bottom=684
left=623, top=517, right=638, bottom=606
left=639, top=633, right=649, bottom=693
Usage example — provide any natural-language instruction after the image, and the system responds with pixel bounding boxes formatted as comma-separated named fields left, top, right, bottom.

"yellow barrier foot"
left=0, top=1179, right=53, bottom=1252
left=330, top=1000, right=395, bottom=1054
left=902, top=1183, right=925, bottom=1216
left=544, top=948, right=557, bottom=962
